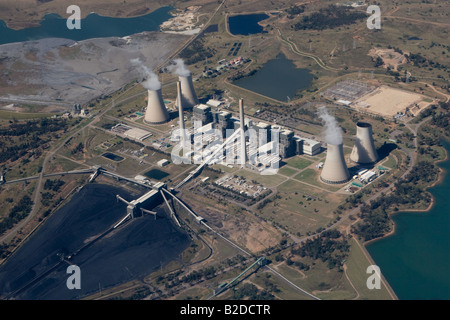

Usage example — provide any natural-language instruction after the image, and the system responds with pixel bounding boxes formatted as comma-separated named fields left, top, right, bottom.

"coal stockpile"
left=0, top=183, right=190, bottom=300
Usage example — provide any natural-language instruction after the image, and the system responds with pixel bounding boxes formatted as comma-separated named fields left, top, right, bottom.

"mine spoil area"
left=0, top=31, right=188, bottom=107
left=0, top=183, right=190, bottom=300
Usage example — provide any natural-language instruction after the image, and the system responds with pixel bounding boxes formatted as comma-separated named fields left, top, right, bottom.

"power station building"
left=214, top=110, right=233, bottom=137
left=279, top=129, right=296, bottom=158
left=193, top=104, right=213, bottom=126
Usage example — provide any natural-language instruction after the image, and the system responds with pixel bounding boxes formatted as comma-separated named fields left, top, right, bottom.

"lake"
left=366, top=140, right=450, bottom=300
left=0, top=183, right=190, bottom=299
left=228, top=13, right=269, bottom=36
left=0, top=6, right=174, bottom=45
left=233, top=53, right=313, bottom=102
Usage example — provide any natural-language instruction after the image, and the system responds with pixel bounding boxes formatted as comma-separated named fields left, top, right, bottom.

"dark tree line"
left=0, top=195, right=33, bottom=236
left=292, top=5, right=366, bottom=31
left=71, top=142, right=84, bottom=155
left=406, top=52, right=448, bottom=70
left=44, top=178, right=65, bottom=192
left=0, top=118, right=68, bottom=136
left=0, top=118, right=68, bottom=163
left=179, top=38, right=216, bottom=65
left=286, top=4, right=305, bottom=16
left=233, top=283, right=275, bottom=300
left=290, top=230, right=350, bottom=270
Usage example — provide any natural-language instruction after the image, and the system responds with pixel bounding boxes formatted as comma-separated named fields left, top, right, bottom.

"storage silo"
left=350, top=122, right=379, bottom=164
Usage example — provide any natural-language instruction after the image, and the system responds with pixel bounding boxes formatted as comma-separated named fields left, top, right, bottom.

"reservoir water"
left=228, top=13, right=269, bottom=36
left=366, top=140, right=450, bottom=300
left=0, top=183, right=190, bottom=299
left=233, top=53, right=313, bottom=102
left=0, top=6, right=174, bottom=45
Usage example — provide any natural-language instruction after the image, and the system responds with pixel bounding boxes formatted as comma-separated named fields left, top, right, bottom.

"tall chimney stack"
left=177, top=81, right=187, bottom=147
left=239, top=99, right=247, bottom=167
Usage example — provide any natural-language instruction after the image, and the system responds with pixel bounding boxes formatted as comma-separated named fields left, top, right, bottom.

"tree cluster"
left=0, top=195, right=33, bottom=236
left=179, top=38, right=216, bottom=65
left=71, top=142, right=84, bottom=155
left=290, top=230, right=350, bottom=270
left=0, top=118, right=68, bottom=137
left=352, top=161, right=439, bottom=241
left=232, top=283, right=275, bottom=300
left=44, top=179, right=65, bottom=192
left=406, top=52, right=447, bottom=70
left=286, top=4, right=305, bottom=16
left=292, top=5, right=366, bottom=31
left=0, top=118, right=68, bottom=163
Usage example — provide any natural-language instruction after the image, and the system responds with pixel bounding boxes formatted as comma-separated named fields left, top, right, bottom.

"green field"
left=285, top=157, right=313, bottom=170
left=382, top=155, right=397, bottom=169
left=343, top=238, right=396, bottom=300
left=234, top=168, right=288, bottom=188
left=278, top=166, right=298, bottom=177
left=294, top=168, right=342, bottom=192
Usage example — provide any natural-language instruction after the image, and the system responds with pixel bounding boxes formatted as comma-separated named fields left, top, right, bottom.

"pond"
left=228, top=13, right=269, bottom=36
left=233, top=53, right=313, bottom=102
left=145, top=168, right=169, bottom=180
left=102, top=152, right=124, bottom=162
left=0, top=6, right=174, bottom=45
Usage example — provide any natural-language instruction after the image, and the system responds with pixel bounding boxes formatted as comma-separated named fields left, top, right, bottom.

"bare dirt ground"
left=368, top=48, right=408, bottom=71
left=0, top=32, right=189, bottom=108
left=352, top=86, right=428, bottom=118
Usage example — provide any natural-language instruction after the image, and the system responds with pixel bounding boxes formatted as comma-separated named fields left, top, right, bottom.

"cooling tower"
left=178, top=75, right=198, bottom=109
left=350, top=122, right=379, bottom=164
left=320, top=143, right=351, bottom=184
left=144, top=89, right=170, bottom=124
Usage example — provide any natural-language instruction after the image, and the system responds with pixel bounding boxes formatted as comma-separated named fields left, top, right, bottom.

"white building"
left=124, top=127, right=153, bottom=141
left=157, top=159, right=170, bottom=167
left=360, top=170, right=377, bottom=183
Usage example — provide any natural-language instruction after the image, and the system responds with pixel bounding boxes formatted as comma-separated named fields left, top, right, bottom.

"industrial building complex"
left=3, top=0, right=444, bottom=303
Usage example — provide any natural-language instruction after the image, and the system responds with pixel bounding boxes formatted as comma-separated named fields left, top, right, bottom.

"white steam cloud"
left=317, top=106, right=343, bottom=145
left=167, top=58, right=191, bottom=77
left=130, top=58, right=161, bottom=91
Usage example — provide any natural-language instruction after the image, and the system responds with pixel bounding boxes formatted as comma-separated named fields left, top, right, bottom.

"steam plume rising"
left=317, top=106, right=343, bottom=145
left=167, top=58, right=191, bottom=77
left=130, top=58, right=161, bottom=91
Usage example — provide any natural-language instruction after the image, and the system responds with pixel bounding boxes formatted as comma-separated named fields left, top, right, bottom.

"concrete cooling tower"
left=178, top=75, right=198, bottom=109
left=350, top=122, right=378, bottom=164
left=144, top=89, right=170, bottom=124
left=320, top=143, right=351, bottom=184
